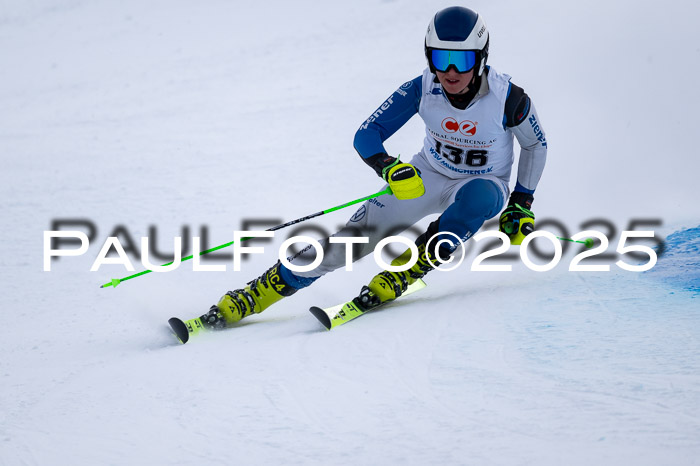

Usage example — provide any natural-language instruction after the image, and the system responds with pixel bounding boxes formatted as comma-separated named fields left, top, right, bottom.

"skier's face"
left=436, top=68, right=474, bottom=95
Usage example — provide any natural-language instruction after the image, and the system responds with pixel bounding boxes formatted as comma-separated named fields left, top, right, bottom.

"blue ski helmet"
left=425, top=7, right=489, bottom=76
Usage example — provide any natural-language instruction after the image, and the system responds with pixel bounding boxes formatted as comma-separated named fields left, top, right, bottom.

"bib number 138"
left=435, top=141, right=488, bottom=167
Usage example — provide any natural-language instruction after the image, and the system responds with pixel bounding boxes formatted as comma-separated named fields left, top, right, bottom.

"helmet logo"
left=477, top=25, right=486, bottom=38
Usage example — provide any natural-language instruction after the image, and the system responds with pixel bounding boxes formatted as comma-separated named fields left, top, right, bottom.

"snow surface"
left=1, top=0, right=699, bottom=465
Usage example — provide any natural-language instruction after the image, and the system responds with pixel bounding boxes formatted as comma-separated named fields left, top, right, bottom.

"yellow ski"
left=309, top=279, right=426, bottom=330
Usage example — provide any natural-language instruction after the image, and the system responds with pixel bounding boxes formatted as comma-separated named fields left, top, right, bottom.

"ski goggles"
left=429, top=49, right=478, bottom=73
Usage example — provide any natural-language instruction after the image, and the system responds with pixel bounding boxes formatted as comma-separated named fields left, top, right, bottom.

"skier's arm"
left=353, top=76, right=422, bottom=177
left=504, top=82, right=547, bottom=195
left=499, top=82, right=548, bottom=245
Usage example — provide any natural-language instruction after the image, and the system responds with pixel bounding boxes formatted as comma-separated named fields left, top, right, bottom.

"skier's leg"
left=214, top=152, right=444, bottom=325
left=435, top=175, right=508, bottom=250
left=367, top=176, right=507, bottom=302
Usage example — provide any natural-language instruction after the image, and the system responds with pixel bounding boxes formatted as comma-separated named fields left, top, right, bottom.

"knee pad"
left=453, top=179, right=504, bottom=219
left=435, top=179, right=505, bottom=249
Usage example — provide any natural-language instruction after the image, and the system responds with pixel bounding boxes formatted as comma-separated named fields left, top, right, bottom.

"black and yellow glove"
left=382, top=161, right=425, bottom=200
left=499, top=191, right=535, bottom=245
left=362, top=152, right=425, bottom=200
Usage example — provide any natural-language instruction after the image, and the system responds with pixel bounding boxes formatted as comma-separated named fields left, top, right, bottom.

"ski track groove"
left=383, top=295, right=459, bottom=423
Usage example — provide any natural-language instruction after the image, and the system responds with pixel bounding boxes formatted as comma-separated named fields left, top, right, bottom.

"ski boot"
left=368, top=225, right=453, bottom=303
left=204, top=261, right=298, bottom=328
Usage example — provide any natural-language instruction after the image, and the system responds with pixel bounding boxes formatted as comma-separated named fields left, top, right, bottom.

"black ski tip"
left=309, top=306, right=332, bottom=330
left=168, top=317, right=190, bottom=344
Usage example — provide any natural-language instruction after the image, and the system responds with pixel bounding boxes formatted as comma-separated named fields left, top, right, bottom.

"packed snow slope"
left=1, top=0, right=699, bottom=465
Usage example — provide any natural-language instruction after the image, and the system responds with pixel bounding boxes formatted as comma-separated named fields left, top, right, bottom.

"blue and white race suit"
left=288, top=66, right=547, bottom=278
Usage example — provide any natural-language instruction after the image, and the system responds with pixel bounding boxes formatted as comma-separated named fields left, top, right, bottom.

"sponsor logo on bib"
left=441, top=117, right=477, bottom=136
left=459, top=120, right=477, bottom=136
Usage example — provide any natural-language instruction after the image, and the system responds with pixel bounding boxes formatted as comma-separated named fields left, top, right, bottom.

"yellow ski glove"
left=499, top=192, right=535, bottom=245
left=382, top=162, right=425, bottom=200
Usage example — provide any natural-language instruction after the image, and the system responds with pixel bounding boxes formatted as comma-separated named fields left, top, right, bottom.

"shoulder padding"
left=504, top=82, right=531, bottom=128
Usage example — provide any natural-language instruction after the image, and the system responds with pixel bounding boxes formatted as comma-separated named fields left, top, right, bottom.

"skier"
left=202, top=6, right=547, bottom=328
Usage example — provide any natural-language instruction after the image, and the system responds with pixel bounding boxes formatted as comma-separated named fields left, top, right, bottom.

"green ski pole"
left=557, top=236, right=595, bottom=248
left=100, top=187, right=392, bottom=289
